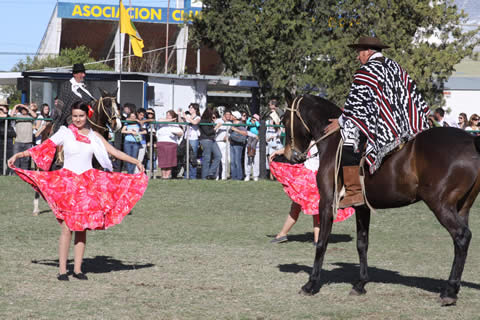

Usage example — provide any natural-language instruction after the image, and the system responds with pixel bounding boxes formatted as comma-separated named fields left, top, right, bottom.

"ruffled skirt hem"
left=13, top=167, right=148, bottom=231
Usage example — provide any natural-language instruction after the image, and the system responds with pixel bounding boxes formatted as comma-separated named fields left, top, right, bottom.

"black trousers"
left=341, top=133, right=367, bottom=167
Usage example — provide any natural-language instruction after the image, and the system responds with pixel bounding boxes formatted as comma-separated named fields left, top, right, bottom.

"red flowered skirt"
left=13, top=167, right=148, bottom=231
left=270, top=161, right=354, bottom=222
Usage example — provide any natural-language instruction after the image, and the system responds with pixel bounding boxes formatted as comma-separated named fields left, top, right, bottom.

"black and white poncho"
left=339, top=53, right=430, bottom=174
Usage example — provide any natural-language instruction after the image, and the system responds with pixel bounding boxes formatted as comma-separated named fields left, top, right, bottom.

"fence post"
left=186, top=132, right=190, bottom=179
left=226, top=128, right=230, bottom=179
left=149, top=128, right=154, bottom=179
left=3, top=119, right=7, bottom=176
left=259, top=120, right=267, bottom=179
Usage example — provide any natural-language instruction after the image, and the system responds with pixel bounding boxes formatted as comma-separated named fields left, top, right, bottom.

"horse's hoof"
left=349, top=288, right=366, bottom=296
left=440, top=296, right=457, bottom=306
left=299, top=282, right=318, bottom=296
left=32, top=210, right=39, bottom=216
left=298, top=288, right=314, bottom=296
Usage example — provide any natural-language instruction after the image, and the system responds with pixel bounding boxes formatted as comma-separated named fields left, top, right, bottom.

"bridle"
left=285, top=96, right=339, bottom=161
left=87, top=96, right=119, bottom=132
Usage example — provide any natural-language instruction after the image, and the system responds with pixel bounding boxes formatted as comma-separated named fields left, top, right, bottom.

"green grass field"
left=1, top=177, right=480, bottom=319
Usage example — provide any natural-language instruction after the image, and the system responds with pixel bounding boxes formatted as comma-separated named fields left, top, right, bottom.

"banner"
left=57, top=2, right=201, bottom=24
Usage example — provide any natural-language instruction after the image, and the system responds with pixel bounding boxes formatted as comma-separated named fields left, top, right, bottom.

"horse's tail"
left=475, top=136, right=480, bottom=154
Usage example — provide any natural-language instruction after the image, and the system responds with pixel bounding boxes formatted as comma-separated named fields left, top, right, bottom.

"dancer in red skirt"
left=8, top=102, right=148, bottom=281
left=269, top=144, right=354, bottom=245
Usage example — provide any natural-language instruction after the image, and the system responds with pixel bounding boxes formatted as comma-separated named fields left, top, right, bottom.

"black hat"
left=348, top=36, right=390, bottom=50
left=72, top=63, right=86, bottom=74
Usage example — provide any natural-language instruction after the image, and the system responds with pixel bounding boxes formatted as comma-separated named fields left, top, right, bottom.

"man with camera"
left=12, top=103, right=37, bottom=169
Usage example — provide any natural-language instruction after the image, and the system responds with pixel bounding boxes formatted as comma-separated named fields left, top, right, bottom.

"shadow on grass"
left=277, top=262, right=480, bottom=294
left=32, top=255, right=154, bottom=274
left=267, top=233, right=353, bottom=244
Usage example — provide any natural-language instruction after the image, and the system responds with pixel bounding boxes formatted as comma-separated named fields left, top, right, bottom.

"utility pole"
left=165, top=0, right=171, bottom=73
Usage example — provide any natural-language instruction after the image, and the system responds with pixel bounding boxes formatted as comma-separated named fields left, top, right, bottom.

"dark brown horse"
left=282, top=93, right=480, bottom=306
left=33, top=89, right=121, bottom=215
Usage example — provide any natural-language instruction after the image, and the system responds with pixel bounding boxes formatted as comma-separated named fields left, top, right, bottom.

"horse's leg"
left=300, top=201, right=333, bottom=295
left=430, top=206, right=471, bottom=306
left=350, top=205, right=371, bottom=295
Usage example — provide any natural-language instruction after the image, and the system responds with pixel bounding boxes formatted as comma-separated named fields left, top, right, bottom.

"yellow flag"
left=119, top=0, right=144, bottom=57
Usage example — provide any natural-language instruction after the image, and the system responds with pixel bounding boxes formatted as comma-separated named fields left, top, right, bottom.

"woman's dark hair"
left=71, top=101, right=89, bottom=114
left=213, top=111, right=221, bottom=119
left=166, top=109, right=178, bottom=121
left=146, top=108, right=155, bottom=117
left=200, top=107, right=214, bottom=122
left=41, top=103, right=50, bottom=117
left=136, top=108, right=146, bottom=117
left=188, top=103, right=200, bottom=115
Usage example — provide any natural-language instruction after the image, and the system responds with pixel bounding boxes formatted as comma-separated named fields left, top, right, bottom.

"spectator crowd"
left=115, top=99, right=284, bottom=180
left=1, top=97, right=479, bottom=178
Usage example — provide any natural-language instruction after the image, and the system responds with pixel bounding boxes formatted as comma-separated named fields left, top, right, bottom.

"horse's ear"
left=284, top=89, right=294, bottom=107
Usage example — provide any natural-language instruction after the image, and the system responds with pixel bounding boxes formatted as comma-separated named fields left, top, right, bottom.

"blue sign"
left=57, top=2, right=201, bottom=24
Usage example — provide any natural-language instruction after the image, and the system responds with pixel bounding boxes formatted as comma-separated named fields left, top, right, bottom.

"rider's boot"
left=339, top=166, right=365, bottom=208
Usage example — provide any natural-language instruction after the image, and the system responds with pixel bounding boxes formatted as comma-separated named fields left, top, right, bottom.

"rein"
left=87, top=96, right=118, bottom=132
left=286, top=96, right=339, bottom=160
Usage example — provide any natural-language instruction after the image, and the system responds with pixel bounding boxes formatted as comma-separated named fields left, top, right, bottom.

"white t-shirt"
left=156, top=124, right=183, bottom=144
left=185, top=115, right=200, bottom=140
left=215, top=119, right=230, bottom=142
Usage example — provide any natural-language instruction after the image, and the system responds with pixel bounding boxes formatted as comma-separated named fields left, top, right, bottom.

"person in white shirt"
left=156, top=110, right=184, bottom=179
left=214, top=110, right=232, bottom=180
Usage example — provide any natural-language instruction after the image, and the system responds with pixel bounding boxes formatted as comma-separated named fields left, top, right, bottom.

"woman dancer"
left=269, top=144, right=354, bottom=245
left=8, top=101, right=148, bottom=281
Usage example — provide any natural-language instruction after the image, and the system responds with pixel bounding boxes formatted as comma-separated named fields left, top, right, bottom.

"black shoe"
left=206, top=175, right=215, bottom=180
left=57, top=273, right=69, bottom=281
left=72, top=272, right=88, bottom=280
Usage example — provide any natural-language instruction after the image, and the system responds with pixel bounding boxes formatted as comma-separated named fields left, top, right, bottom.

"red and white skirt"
left=14, top=167, right=148, bottom=231
left=270, top=161, right=354, bottom=222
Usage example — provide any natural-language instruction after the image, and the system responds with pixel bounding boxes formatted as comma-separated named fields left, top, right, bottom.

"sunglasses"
left=473, top=118, right=479, bottom=121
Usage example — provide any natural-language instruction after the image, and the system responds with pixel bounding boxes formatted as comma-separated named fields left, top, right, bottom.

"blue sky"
left=0, top=0, right=171, bottom=71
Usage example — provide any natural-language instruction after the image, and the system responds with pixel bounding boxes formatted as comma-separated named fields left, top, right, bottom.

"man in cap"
left=324, top=36, right=430, bottom=208
left=53, top=63, right=95, bottom=133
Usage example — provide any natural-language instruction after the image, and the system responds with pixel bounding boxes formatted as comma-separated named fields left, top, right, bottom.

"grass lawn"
left=1, top=177, right=480, bottom=319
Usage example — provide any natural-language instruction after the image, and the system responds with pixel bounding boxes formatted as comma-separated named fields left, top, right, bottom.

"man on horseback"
left=53, top=63, right=95, bottom=133
left=325, top=36, right=430, bottom=208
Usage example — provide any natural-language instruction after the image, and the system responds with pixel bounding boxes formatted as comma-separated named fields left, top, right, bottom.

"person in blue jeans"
left=199, top=107, right=221, bottom=179
left=181, top=103, right=201, bottom=179
left=121, top=113, right=146, bottom=174
left=229, top=111, right=248, bottom=180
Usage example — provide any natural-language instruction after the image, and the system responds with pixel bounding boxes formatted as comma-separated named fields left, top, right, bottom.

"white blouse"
left=50, top=126, right=113, bottom=174
left=156, top=124, right=183, bottom=144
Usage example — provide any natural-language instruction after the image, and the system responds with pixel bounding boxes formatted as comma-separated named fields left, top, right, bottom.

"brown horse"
left=33, top=89, right=121, bottom=215
left=282, top=93, right=480, bottom=306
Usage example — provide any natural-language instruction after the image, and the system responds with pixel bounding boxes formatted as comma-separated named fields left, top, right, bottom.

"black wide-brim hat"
left=72, top=63, right=86, bottom=74
left=348, top=36, right=390, bottom=50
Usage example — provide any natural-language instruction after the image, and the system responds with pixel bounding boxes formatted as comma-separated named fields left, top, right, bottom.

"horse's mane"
left=302, top=94, right=343, bottom=120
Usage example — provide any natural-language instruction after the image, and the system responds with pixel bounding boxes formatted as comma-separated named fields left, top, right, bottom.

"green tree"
left=11, top=46, right=111, bottom=72
left=1, top=46, right=112, bottom=106
left=191, top=0, right=480, bottom=108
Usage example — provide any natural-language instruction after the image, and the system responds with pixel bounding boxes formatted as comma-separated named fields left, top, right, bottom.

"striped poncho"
left=339, top=53, right=430, bottom=174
